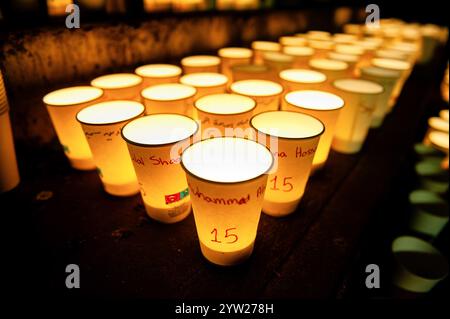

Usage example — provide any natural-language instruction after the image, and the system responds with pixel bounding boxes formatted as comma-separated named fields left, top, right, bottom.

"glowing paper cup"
left=279, top=36, right=307, bottom=47
left=392, top=236, right=449, bottom=293
left=327, top=52, right=359, bottom=77
left=262, top=52, right=294, bottom=75
left=76, top=101, right=145, bottom=196
left=360, top=66, right=402, bottom=127
left=135, top=64, right=182, bottom=87
left=194, top=94, right=256, bottom=139
left=306, top=31, right=331, bottom=41
left=43, top=86, right=104, bottom=170
left=122, top=114, right=198, bottom=223
left=180, top=72, right=228, bottom=99
left=308, top=40, right=335, bottom=58
left=181, top=55, right=221, bottom=74
left=141, top=83, right=196, bottom=117
left=332, top=79, right=383, bottom=154
left=251, top=111, right=324, bottom=216
left=309, top=59, right=349, bottom=88
left=231, top=64, right=272, bottom=82
left=279, top=69, right=327, bottom=93
left=440, top=109, right=449, bottom=122
left=423, top=117, right=449, bottom=145
left=91, top=73, right=143, bottom=101
left=283, top=46, right=315, bottom=68
left=230, top=80, right=283, bottom=115
left=218, top=47, right=253, bottom=81
left=251, top=41, right=281, bottom=65
left=283, top=91, right=344, bottom=169
left=429, top=131, right=449, bottom=154
left=181, top=137, right=273, bottom=266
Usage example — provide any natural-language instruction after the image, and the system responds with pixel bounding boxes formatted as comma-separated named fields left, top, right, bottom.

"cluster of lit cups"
left=391, top=107, right=449, bottom=294
left=43, top=19, right=447, bottom=266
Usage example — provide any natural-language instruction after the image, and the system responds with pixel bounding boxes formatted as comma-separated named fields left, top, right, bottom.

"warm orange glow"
left=279, top=69, right=327, bottom=92
left=181, top=137, right=273, bottom=266
left=251, top=41, right=281, bottom=64
left=306, top=30, right=332, bottom=41
left=180, top=72, right=228, bottom=99
left=122, top=114, right=198, bottom=223
left=423, top=117, right=450, bottom=145
left=279, top=36, right=307, bottom=47
left=283, top=46, right=315, bottom=68
left=251, top=111, right=324, bottom=216
left=76, top=100, right=145, bottom=196
left=283, top=90, right=344, bottom=169
left=308, top=40, right=335, bottom=58
left=43, top=86, right=104, bottom=170
left=429, top=131, right=449, bottom=153
left=47, top=0, right=72, bottom=16
left=91, top=73, right=143, bottom=101
left=231, top=64, right=272, bottom=82
left=309, top=58, right=349, bottom=89
left=181, top=55, right=221, bottom=74
left=135, top=64, right=181, bottom=87
left=335, top=44, right=365, bottom=56
left=218, top=47, right=253, bottom=80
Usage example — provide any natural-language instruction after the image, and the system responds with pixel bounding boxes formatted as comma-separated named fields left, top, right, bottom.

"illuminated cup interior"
left=181, top=55, right=221, bottom=74
left=180, top=72, right=228, bottom=99
left=43, top=86, right=104, bottom=170
left=251, top=41, right=281, bottom=64
left=181, top=137, right=273, bottom=266
left=332, top=78, right=384, bottom=154
left=250, top=111, right=324, bottom=217
left=423, top=117, right=450, bottom=145
left=392, top=236, right=449, bottom=293
left=194, top=93, right=256, bottom=139
left=279, top=36, right=307, bottom=47
left=333, top=33, right=358, bottom=43
left=335, top=44, right=365, bottom=56
left=408, top=190, right=449, bottom=237
left=218, top=47, right=253, bottom=80
left=306, top=30, right=332, bottom=41
left=429, top=131, right=449, bottom=154
left=282, top=46, right=315, bottom=68
left=141, top=83, right=196, bottom=117
left=135, top=64, right=182, bottom=87
left=231, top=64, right=272, bottom=82
left=230, top=79, right=283, bottom=115
left=76, top=100, right=145, bottom=196
left=440, top=109, right=449, bottom=122
left=309, top=58, right=349, bottom=83
left=91, top=73, right=143, bottom=101
left=343, top=24, right=362, bottom=36
left=360, top=66, right=402, bottom=127
left=328, top=52, right=359, bottom=77
left=283, top=90, right=344, bottom=169
left=122, top=114, right=198, bottom=223
left=375, top=49, right=409, bottom=61
left=307, top=40, right=335, bottom=58
left=279, top=69, right=327, bottom=92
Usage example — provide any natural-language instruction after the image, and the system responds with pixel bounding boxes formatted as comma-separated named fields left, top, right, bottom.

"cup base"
left=145, top=201, right=192, bottom=224
left=262, top=198, right=301, bottom=217
left=332, top=138, right=363, bottom=154
left=200, top=241, right=255, bottom=266
left=104, top=181, right=139, bottom=197
left=68, top=157, right=96, bottom=171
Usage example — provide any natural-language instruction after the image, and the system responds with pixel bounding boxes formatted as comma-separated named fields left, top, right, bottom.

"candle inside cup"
left=332, top=78, right=384, bottom=154
left=218, top=47, right=253, bottom=81
left=181, top=137, right=273, bottom=266
left=251, top=111, right=324, bottom=216
left=122, top=114, right=198, bottom=223
left=141, top=83, right=196, bottom=117
left=181, top=55, right=221, bottom=74
left=76, top=100, right=145, bottom=196
left=135, top=64, right=182, bottom=87
left=279, top=69, right=327, bottom=93
left=230, top=79, right=283, bottom=115
left=43, top=86, right=104, bottom=170
left=180, top=72, right=228, bottom=99
left=283, top=46, right=315, bottom=68
left=91, top=73, right=143, bottom=101
left=194, top=93, right=256, bottom=139
left=251, top=41, right=281, bottom=65
left=283, top=90, right=344, bottom=169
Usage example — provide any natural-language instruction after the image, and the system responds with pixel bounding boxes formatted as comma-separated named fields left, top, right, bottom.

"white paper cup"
left=282, top=46, right=315, bottom=68
left=279, top=69, right=327, bottom=93
left=76, top=100, right=145, bottom=196
left=91, top=73, right=143, bottom=101
left=230, top=79, right=283, bottom=115
left=309, top=58, right=349, bottom=91
left=392, top=236, right=448, bottom=293
left=332, top=79, right=384, bottom=153
left=180, top=72, right=228, bottom=99
left=141, top=83, right=196, bottom=117
left=122, top=114, right=198, bottom=223
left=251, top=41, right=281, bottom=65
left=135, top=64, right=182, bottom=87
left=43, top=86, right=104, bottom=170
left=181, top=55, right=221, bottom=74
left=283, top=90, right=344, bottom=170
left=181, top=137, right=273, bottom=266
left=251, top=111, right=324, bottom=216
left=218, top=47, right=253, bottom=81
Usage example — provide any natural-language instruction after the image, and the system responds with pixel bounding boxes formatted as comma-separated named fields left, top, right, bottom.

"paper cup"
left=279, top=36, right=307, bottom=47
left=306, top=31, right=332, bottom=41
left=429, top=131, right=449, bottom=154
left=251, top=41, right=281, bottom=65
left=332, top=79, right=383, bottom=154
left=309, top=58, right=349, bottom=91
left=76, top=100, right=145, bottom=196
left=262, top=52, right=294, bottom=81
left=279, top=69, right=327, bottom=93
left=180, top=72, right=228, bottom=100
left=423, top=117, right=449, bottom=145
left=335, top=44, right=365, bottom=56
left=360, top=66, right=402, bottom=127
left=194, top=93, right=256, bottom=139
left=250, top=111, right=324, bottom=216
left=230, top=79, right=283, bottom=115
left=440, top=109, right=449, bottom=122
left=135, top=64, right=182, bottom=87
left=44, top=86, right=104, bottom=170
left=181, top=55, right=221, bottom=74
left=141, top=83, right=196, bottom=117
left=91, top=73, right=143, bottom=101
left=392, top=236, right=448, bottom=293
left=333, top=33, right=359, bottom=44
left=231, top=64, right=272, bottom=82
left=327, top=52, right=359, bottom=77
left=218, top=47, right=253, bottom=81
left=181, top=137, right=273, bottom=266
left=415, top=158, right=449, bottom=194
left=343, top=24, right=362, bottom=36
left=308, top=40, right=335, bottom=58
left=282, top=46, right=315, bottom=68
left=283, top=90, right=344, bottom=170
left=122, top=114, right=198, bottom=223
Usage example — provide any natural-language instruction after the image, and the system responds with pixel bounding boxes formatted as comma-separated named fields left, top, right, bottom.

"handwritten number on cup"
left=211, top=227, right=238, bottom=244
left=269, top=176, right=294, bottom=192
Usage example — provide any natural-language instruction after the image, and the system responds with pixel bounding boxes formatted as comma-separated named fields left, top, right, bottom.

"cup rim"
left=43, top=86, right=104, bottom=107
left=180, top=73, right=228, bottom=88
left=181, top=55, right=221, bottom=67
left=135, top=64, right=182, bottom=79
left=250, top=110, right=326, bottom=140
left=332, top=78, right=385, bottom=95
left=284, top=90, right=345, bottom=112
left=121, top=113, right=199, bottom=148
left=76, top=100, right=145, bottom=126
left=230, top=79, right=283, bottom=98
left=140, top=84, right=197, bottom=102
left=194, top=94, right=256, bottom=116
left=180, top=137, right=274, bottom=185
left=91, top=73, right=143, bottom=90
